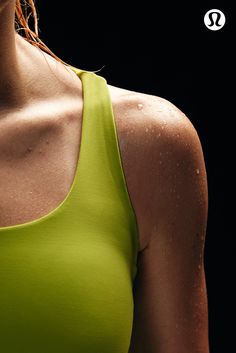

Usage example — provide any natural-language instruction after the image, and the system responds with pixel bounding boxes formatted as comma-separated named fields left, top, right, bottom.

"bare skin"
left=0, top=2, right=209, bottom=352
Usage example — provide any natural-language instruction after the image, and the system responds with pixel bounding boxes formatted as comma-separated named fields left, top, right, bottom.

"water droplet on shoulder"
left=137, top=103, right=143, bottom=110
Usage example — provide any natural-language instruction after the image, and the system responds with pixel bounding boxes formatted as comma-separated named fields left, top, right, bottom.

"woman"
left=0, top=1, right=209, bottom=353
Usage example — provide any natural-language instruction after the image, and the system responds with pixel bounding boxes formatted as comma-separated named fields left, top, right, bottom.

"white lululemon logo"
left=204, top=9, right=226, bottom=31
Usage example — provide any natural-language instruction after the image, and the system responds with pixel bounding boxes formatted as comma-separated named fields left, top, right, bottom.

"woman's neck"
left=0, top=1, right=28, bottom=109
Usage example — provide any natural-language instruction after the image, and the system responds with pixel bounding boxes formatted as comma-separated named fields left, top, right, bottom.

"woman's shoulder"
left=107, top=83, right=204, bottom=250
left=107, top=82, right=199, bottom=147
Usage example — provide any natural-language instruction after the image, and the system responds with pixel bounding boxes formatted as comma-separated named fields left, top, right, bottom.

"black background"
left=36, top=2, right=233, bottom=352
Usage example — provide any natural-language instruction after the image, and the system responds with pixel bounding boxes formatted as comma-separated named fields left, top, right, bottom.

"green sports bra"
left=0, top=67, right=139, bottom=353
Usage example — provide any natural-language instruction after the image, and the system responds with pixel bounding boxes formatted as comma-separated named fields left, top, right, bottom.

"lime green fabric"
left=0, top=67, right=139, bottom=353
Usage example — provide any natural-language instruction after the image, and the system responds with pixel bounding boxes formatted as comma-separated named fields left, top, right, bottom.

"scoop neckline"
left=0, top=66, right=85, bottom=232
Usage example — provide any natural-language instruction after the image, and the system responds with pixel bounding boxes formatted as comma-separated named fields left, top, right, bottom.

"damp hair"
left=15, top=0, right=70, bottom=66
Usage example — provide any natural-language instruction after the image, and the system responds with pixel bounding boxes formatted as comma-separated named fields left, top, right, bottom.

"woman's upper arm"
left=128, top=103, right=209, bottom=353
